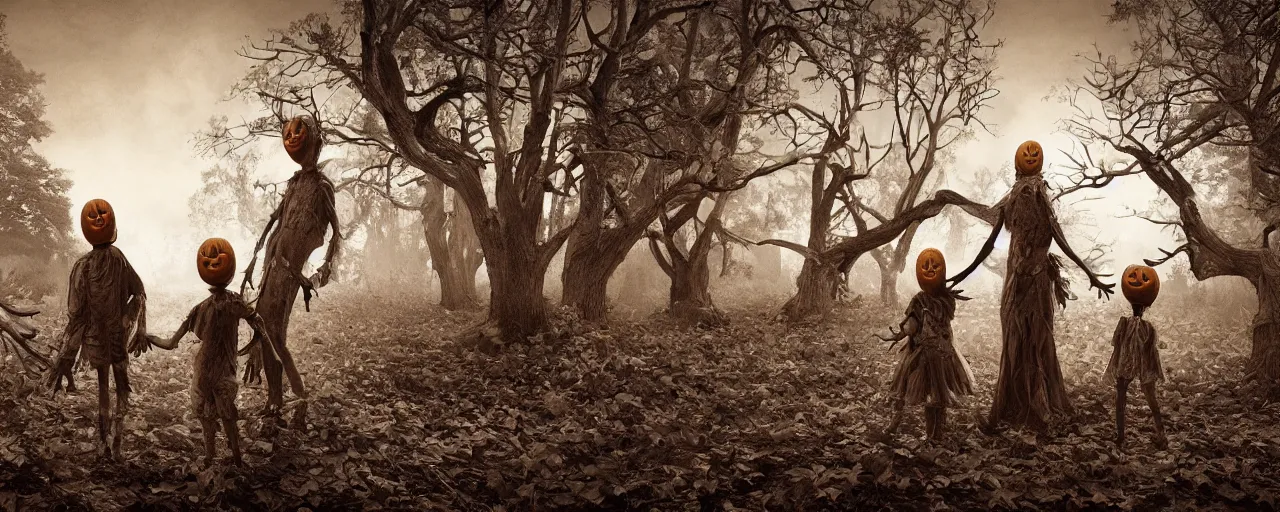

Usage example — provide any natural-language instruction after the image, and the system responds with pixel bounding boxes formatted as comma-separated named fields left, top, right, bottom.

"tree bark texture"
left=562, top=227, right=640, bottom=321
left=560, top=167, right=654, bottom=321
left=650, top=195, right=731, bottom=327
left=419, top=179, right=482, bottom=311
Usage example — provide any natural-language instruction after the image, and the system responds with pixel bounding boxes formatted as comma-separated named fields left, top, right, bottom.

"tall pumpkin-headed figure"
left=239, top=115, right=341, bottom=430
left=1106, top=264, right=1167, bottom=449
left=948, top=141, right=1115, bottom=432
left=143, top=238, right=283, bottom=467
left=46, top=198, right=153, bottom=460
left=875, top=248, right=976, bottom=441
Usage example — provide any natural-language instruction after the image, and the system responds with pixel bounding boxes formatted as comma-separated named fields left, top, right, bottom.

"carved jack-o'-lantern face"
left=916, top=248, right=946, bottom=293
left=80, top=199, right=117, bottom=246
left=281, top=115, right=321, bottom=165
left=1121, top=264, right=1160, bottom=306
left=1014, top=140, right=1044, bottom=175
left=197, top=238, right=237, bottom=287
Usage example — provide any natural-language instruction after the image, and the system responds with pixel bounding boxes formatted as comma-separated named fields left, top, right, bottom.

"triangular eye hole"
left=1141, top=273, right=1149, bottom=283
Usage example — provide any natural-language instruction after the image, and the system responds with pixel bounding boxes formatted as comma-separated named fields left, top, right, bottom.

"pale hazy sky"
left=1, top=0, right=1169, bottom=294
left=3, top=0, right=336, bottom=289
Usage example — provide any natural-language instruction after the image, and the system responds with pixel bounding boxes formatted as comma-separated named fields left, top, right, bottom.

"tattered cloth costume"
left=57, top=245, right=148, bottom=383
left=1104, top=316, right=1163, bottom=384
left=50, top=243, right=149, bottom=459
left=889, top=290, right=976, bottom=407
left=989, top=175, right=1074, bottom=427
left=177, top=289, right=268, bottom=422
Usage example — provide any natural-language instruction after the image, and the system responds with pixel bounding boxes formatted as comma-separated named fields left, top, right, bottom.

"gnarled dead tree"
left=355, top=0, right=739, bottom=340
left=1065, top=0, right=1280, bottom=393
left=560, top=0, right=806, bottom=323
left=858, top=0, right=999, bottom=305
left=759, top=0, right=1000, bottom=322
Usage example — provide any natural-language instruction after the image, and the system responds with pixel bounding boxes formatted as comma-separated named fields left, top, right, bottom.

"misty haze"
left=1, top=0, right=1278, bottom=510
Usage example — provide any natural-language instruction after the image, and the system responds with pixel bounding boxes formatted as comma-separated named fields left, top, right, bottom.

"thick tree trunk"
left=667, top=244, right=725, bottom=326
left=650, top=195, right=731, bottom=327
left=779, top=259, right=841, bottom=322
left=562, top=227, right=638, bottom=321
left=419, top=179, right=482, bottom=310
left=1250, top=269, right=1280, bottom=392
left=872, top=248, right=899, bottom=305
left=481, top=243, right=548, bottom=341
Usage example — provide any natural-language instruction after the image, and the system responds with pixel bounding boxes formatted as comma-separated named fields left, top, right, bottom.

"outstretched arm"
left=874, top=316, right=920, bottom=352
left=151, top=307, right=196, bottom=351
left=1047, top=206, right=1114, bottom=300
left=240, top=204, right=282, bottom=295
left=946, top=214, right=1004, bottom=288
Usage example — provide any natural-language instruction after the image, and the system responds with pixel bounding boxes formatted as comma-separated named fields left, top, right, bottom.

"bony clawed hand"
left=1090, top=273, right=1116, bottom=300
left=314, top=263, right=333, bottom=288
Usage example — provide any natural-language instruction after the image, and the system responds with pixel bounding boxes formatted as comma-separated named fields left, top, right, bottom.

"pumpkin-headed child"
left=1106, top=264, right=1167, bottom=450
left=875, top=248, right=976, bottom=441
left=143, top=238, right=281, bottom=467
left=46, top=198, right=154, bottom=460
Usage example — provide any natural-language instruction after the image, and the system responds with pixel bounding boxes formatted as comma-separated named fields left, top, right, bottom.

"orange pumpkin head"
left=916, top=248, right=946, bottom=293
left=281, top=115, right=322, bottom=166
left=197, top=238, right=237, bottom=288
left=80, top=199, right=117, bottom=246
left=1014, top=140, right=1044, bottom=175
left=1121, top=264, right=1159, bottom=307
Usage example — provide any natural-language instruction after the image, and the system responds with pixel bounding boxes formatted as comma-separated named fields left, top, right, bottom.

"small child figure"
left=143, top=238, right=276, bottom=467
left=876, top=248, right=976, bottom=441
left=1107, top=264, right=1167, bottom=450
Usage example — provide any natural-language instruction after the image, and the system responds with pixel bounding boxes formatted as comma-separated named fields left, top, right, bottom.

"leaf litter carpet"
left=1, top=287, right=1278, bottom=510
